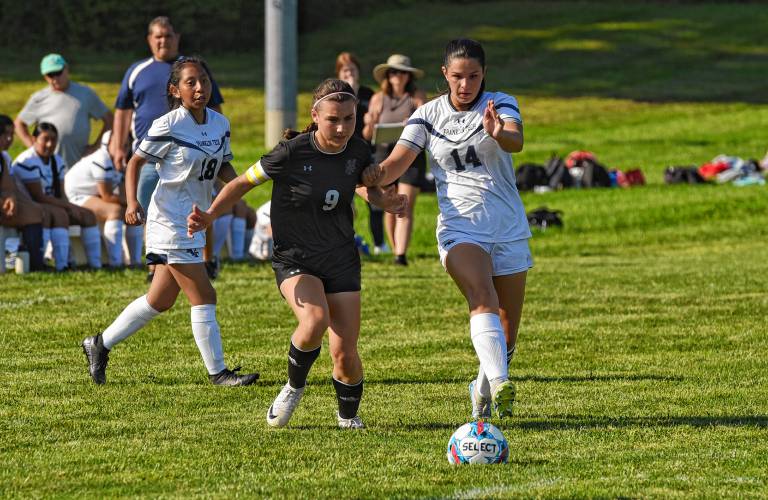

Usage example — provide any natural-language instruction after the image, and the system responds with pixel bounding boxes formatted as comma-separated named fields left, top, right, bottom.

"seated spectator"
left=1, top=115, right=45, bottom=271
left=15, top=54, right=112, bottom=167
left=248, top=201, right=273, bottom=261
left=12, top=122, right=101, bottom=270
left=65, top=131, right=143, bottom=268
left=210, top=182, right=257, bottom=264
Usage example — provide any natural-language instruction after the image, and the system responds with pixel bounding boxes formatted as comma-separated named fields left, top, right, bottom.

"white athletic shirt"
left=65, top=147, right=116, bottom=200
left=12, top=147, right=67, bottom=197
left=135, top=106, right=232, bottom=250
left=398, top=91, right=531, bottom=244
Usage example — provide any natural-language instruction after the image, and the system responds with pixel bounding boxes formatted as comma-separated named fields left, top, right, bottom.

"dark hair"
left=33, top=122, right=58, bottom=137
left=0, top=115, right=13, bottom=131
left=381, top=69, right=418, bottom=97
left=283, top=79, right=357, bottom=140
left=148, top=16, right=174, bottom=35
left=166, top=56, right=212, bottom=110
left=443, top=38, right=486, bottom=99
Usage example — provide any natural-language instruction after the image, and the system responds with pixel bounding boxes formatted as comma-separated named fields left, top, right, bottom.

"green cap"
left=40, top=53, right=67, bottom=75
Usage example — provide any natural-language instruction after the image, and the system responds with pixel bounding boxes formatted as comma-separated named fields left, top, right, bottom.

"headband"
left=311, top=92, right=357, bottom=109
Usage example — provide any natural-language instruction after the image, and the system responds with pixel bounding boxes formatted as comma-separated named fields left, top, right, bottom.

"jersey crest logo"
left=345, top=159, right=357, bottom=175
left=303, top=165, right=313, bottom=172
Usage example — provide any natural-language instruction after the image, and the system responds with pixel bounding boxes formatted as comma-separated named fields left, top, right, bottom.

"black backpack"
left=664, top=166, right=706, bottom=185
left=527, top=206, right=563, bottom=230
left=515, top=163, right=548, bottom=191
left=544, top=155, right=573, bottom=189
left=579, top=158, right=612, bottom=188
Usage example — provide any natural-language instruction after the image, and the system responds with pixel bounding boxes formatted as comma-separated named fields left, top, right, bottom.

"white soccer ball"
left=446, top=421, right=509, bottom=464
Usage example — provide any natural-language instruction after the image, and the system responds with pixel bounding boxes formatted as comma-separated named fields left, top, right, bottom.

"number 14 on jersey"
left=450, top=145, right=482, bottom=172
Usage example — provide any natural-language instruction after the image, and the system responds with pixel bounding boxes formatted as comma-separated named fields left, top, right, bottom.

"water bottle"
left=15, top=250, right=30, bottom=274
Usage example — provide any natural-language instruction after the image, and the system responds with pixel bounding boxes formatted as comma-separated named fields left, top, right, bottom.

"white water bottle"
left=15, top=250, right=30, bottom=274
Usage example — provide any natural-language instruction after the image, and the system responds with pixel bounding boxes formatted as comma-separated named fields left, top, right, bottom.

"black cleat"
left=205, top=258, right=220, bottom=280
left=209, top=366, right=259, bottom=386
left=81, top=334, right=110, bottom=384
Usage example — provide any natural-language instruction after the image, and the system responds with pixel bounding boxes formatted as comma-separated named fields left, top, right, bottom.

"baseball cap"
left=40, top=54, right=67, bottom=76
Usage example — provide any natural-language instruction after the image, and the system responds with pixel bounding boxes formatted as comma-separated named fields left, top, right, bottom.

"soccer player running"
left=81, top=57, right=258, bottom=387
left=187, top=79, right=407, bottom=429
left=363, top=39, right=530, bottom=420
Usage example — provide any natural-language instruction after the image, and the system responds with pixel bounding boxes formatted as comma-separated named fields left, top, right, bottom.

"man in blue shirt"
left=110, top=16, right=224, bottom=279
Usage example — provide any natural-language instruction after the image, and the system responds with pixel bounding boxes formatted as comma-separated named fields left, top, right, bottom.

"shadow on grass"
left=372, top=373, right=682, bottom=385
left=512, top=414, right=768, bottom=430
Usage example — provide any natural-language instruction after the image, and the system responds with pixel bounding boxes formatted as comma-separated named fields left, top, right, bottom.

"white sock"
left=42, top=228, right=51, bottom=258
left=229, top=217, right=246, bottom=260
left=470, top=313, right=508, bottom=395
left=51, top=227, right=70, bottom=271
left=244, top=228, right=254, bottom=257
left=102, top=294, right=161, bottom=349
left=213, top=214, right=233, bottom=259
left=125, top=225, right=143, bottom=265
left=103, top=219, right=123, bottom=267
left=476, top=346, right=516, bottom=399
left=81, top=225, right=102, bottom=269
left=191, top=304, right=226, bottom=375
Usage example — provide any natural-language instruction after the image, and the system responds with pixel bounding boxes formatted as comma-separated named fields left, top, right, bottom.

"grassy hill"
left=2, top=2, right=768, bottom=498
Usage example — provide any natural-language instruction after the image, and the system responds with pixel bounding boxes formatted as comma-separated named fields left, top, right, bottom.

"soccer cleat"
left=81, top=334, right=110, bottom=384
left=205, top=258, right=219, bottom=280
left=337, top=412, right=366, bottom=429
left=266, top=383, right=305, bottom=428
left=492, top=380, right=516, bottom=418
left=208, top=366, right=259, bottom=386
left=469, top=380, right=491, bottom=420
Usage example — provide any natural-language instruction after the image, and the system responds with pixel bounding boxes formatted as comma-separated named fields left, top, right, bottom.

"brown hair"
left=283, top=79, right=357, bottom=140
left=335, top=52, right=360, bottom=76
left=381, top=72, right=417, bottom=98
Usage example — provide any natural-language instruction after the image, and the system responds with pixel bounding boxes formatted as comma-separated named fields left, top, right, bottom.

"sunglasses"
left=387, top=69, right=409, bottom=76
left=46, top=70, right=64, bottom=78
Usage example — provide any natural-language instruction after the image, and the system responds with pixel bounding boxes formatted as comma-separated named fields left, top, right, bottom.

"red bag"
left=624, top=169, right=645, bottom=186
left=698, top=161, right=729, bottom=180
left=565, top=150, right=597, bottom=169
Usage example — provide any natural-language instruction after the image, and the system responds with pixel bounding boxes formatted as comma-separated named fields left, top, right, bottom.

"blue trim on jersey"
left=406, top=119, right=485, bottom=145
left=92, top=162, right=114, bottom=172
left=136, top=147, right=163, bottom=162
left=399, top=137, right=425, bottom=151
left=495, top=103, right=520, bottom=114
left=13, top=163, right=40, bottom=173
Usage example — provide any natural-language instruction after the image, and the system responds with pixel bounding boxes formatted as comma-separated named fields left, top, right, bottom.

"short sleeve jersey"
left=18, top=82, right=110, bottom=166
left=135, top=106, right=232, bottom=250
left=64, top=147, right=116, bottom=200
left=115, top=57, right=225, bottom=145
left=248, top=133, right=370, bottom=263
left=12, top=147, right=67, bottom=197
left=398, top=91, right=531, bottom=243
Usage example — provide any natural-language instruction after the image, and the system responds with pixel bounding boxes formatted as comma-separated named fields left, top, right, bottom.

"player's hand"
left=362, top=164, right=385, bottom=187
left=110, top=143, right=128, bottom=172
left=187, top=204, right=214, bottom=236
left=125, top=201, right=145, bottom=226
left=483, top=99, right=505, bottom=140
left=2, top=196, right=16, bottom=219
left=380, top=185, right=408, bottom=218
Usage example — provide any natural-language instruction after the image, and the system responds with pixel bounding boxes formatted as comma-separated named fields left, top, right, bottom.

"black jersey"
left=260, top=132, right=371, bottom=264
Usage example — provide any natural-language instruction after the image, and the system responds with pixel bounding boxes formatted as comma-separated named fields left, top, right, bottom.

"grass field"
left=3, top=1, right=768, bottom=498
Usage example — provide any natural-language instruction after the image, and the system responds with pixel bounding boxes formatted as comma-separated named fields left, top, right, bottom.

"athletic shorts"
left=146, top=247, right=204, bottom=265
left=67, top=193, right=92, bottom=207
left=272, top=243, right=361, bottom=294
left=398, top=151, right=427, bottom=187
left=437, top=235, right=533, bottom=277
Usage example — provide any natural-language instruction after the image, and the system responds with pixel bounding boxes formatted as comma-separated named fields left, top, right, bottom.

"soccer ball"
left=446, top=421, right=509, bottom=464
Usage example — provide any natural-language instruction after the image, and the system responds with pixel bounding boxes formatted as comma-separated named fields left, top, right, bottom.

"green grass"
left=3, top=1, right=768, bottom=498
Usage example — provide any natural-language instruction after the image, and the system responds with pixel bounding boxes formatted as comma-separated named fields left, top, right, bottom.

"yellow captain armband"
left=244, top=161, right=270, bottom=186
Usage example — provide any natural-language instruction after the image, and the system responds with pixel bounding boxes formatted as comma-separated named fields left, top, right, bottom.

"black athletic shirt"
left=260, top=132, right=371, bottom=263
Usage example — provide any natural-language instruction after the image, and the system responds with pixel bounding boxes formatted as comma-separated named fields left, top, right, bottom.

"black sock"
left=394, top=254, right=408, bottom=266
left=20, top=224, right=44, bottom=271
left=333, top=377, right=363, bottom=419
left=507, top=346, right=516, bottom=365
left=287, top=342, right=320, bottom=389
left=368, top=204, right=384, bottom=247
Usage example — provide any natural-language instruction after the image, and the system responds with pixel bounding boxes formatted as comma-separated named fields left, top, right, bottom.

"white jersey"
left=65, top=147, right=116, bottom=201
left=135, top=106, right=233, bottom=250
left=12, top=147, right=67, bottom=198
left=398, top=91, right=531, bottom=244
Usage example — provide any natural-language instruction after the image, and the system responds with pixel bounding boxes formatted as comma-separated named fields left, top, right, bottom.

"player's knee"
left=49, top=207, right=69, bottom=227
left=107, top=204, right=124, bottom=221
left=80, top=209, right=97, bottom=226
left=465, top=285, right=498, bottom=312
left=301, top=309, right=330, bottom=338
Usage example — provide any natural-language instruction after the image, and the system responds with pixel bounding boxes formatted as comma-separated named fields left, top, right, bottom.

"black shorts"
left=398, top=151, right=427, bottom=187
left=272, top=243, right=361, bottom=294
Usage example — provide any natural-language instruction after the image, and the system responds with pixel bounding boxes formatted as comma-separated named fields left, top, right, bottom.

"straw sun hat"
left=372, top=54, right=425, bottom=83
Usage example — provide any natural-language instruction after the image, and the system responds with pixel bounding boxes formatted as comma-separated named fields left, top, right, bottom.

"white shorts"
left=146, top=247, right=204, bottom=265
left=68, top=193, right=93, bottom=207
left=437, top=235, right=533, bottom=276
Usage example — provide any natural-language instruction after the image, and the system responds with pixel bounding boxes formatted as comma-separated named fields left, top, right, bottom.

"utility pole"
left=265, top=0, right=298, bottom=149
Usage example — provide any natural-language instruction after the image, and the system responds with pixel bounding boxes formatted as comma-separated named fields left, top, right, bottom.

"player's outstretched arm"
left=355, top=185, right=408, bottom=218
left=361, top=144, right=420, bottom=187
left=124, top=155, right=148, bottom=225
left=187, top=173, right=254, bottom=236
